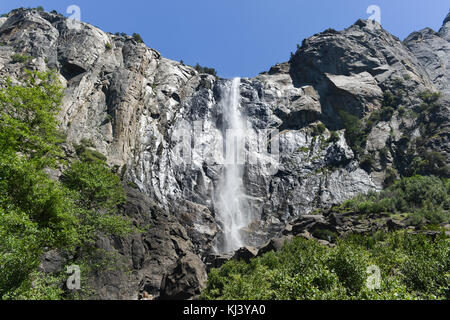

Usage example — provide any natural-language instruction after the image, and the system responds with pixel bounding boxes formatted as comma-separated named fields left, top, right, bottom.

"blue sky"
left=1, top=1, right=449, bottom=78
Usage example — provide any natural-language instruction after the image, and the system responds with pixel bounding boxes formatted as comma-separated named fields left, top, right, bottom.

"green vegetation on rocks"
left=202, top=174, right=450, bottom=301
left=0, top=70, right=133, bottom=299
left=202, top=231, right=449, bottom=300
left=194, top=63, right=217, bottom=77
left=11, top=54, right=32, bottom=64
left=339, top=175, right=449, bottom=226
left=132, top=33, right=144, bottom=43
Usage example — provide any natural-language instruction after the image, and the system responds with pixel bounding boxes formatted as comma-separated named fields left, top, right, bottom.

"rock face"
left=405, top=13, right=450, bottom=96
left=0, top=8, right=449, bottom=299
left=160, top=252, right=207, bottom=300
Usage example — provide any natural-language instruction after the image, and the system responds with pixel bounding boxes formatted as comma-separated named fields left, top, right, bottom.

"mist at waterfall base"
left=214, top=78, right=252, bottom=254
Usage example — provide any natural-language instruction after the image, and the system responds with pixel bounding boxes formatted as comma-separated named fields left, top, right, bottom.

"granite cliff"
left=0, top=8, right=449, bottom=299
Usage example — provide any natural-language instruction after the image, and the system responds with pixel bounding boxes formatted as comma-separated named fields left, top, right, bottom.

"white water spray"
left=215, top=77, right=250, bottom=253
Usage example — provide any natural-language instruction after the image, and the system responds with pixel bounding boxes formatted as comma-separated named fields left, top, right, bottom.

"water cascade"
left=215, top=77, right=250, bottom=253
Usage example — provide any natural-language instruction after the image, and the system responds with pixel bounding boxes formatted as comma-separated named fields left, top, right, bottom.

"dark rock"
left=204, top=253, right=233, bottom=272
left=232, top=246, right=259, bottom=263
left=84, top=188, right=205, bottom=300
left=386, top=218, right=405, bottom=231
left=328, top=212, right=344, bottom=227
left=176, top=200, right=217, bottom=256
left=159, top=252, right=207, bottom=300
left=257, top=236, right=293, bottom=257
left=38, top=250, right=66, bottom=274
left=291, top=215, right=326, bottom=235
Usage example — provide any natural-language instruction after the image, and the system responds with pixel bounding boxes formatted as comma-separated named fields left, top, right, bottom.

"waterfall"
left=215, top=77, right=250, bottom=253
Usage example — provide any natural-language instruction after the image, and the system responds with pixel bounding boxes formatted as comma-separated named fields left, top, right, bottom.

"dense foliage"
left=0, top=70, right=133, bottom=299
left=338, top=110, right=366, bottom=157
left=339, top=175, right=449, bottom=226
left=202, top=231, right=449, bottom=300
left=202, top=175, right=449, bottom=300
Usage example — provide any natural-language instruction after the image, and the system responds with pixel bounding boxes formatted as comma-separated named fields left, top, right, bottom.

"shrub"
left=400, top=233, right=449, bottom=297
left=418, top=90, right=441, bottom=105
left=0, top=70, right=64, bottom=167
left=327, top=245, right=369, bottom=294
left=61, top=161, right=125, bottom=212
left=407, top=150, right=450, bottom=178
left=327, top=131, right=340, bottom=143
left=311, top=227, right=337, bottom=243
left=379, top=147, right=389, bottom=164
left=383, top=167, right=398, bottom=187
left=311, top=123, right=326, bottom=136
left=194, top=63, right=217, bottom=77
left=340, top=175, right=449, bottom=227
left=74, top=139, right=107, bottom=163
left=381, top=106, right=395, bottom=121
left=105, top=42, right=112, bottom=50
left=132, top=33, right=144, bottom=43
left=360, top=154, right=375, bottom=172
left=317, top=123, right=326, bottom=134
left=392, top=78, right=404, bottom=89
left=11, top=54, right=32, bottom=64
left=201, top=232, right=450, bottom=300
left=416, top=90, right=441, bottom=114
left=383, top=91, right=395, bottom=107
left=338, top=110, right=366, bottom=156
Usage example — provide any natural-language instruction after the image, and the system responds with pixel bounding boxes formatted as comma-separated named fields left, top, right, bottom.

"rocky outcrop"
left=405, top=13, right=450, bottom=96
left=232, top=246, right=258, bottom=262
left=84, top=187, right=205, bottom=300
left=1, top=8, right=449, bottom=299
left=403, top=13, right=450, bottom=164
left=160, top=252, right=207, bottom=300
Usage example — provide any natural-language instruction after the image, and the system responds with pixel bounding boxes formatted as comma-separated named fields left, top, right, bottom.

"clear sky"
left=1, top=1, right=449, bottom=78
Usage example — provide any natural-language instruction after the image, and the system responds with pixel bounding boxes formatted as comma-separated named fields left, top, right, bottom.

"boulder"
left=38, top=250, right=66, bottom=274
left=204, top=253, right=233, bottom=272
left=232, top=246, right=259, bottom=263
left=257, top=236, right=293, bottom=257
left=386, top=218, right=405, bottom=231
left=328, top=212, right=345, bottom=227
left=159, top=252, right=207, bottom=300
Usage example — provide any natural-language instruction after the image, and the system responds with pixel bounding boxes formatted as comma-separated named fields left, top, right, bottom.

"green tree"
left=194, top=63, right=217, bottom=77
left=0, top=71, right=133, bottom=299
left=132, top=33, right=144, bottom=43
left=63, top=160, right=128, bottom=215
left=0, top=70, right=64, bottom=168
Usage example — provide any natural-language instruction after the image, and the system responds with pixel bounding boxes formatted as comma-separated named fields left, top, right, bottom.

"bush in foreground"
left=201, top=231, right=449, bottom=300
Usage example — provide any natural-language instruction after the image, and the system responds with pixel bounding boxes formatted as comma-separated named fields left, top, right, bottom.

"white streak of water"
left=215, top=77, right=250, bottom=253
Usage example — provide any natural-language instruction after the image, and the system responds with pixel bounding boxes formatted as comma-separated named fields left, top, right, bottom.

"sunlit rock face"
left=1, top=8, right=448, bottom=299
